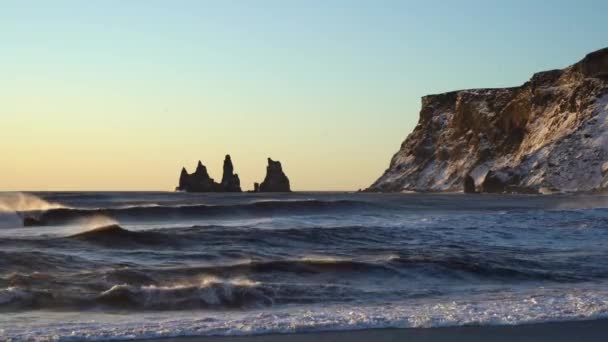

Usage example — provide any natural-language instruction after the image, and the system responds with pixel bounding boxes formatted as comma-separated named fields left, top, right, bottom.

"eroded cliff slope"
left=369, top=48, right=608, bottom=193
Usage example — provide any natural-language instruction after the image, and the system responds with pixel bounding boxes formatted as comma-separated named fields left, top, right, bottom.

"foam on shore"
left=2, top=284, right=608, bottom=341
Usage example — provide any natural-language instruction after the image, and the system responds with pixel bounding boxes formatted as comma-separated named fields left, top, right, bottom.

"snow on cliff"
left=369, top=48, right=608, bottom=193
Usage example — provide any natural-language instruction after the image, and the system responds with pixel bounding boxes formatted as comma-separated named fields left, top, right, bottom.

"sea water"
left=1, top=191, right=608, bottom=340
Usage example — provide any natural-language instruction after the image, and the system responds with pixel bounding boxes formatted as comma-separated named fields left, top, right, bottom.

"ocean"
left=1, top=191, right=608, bottom=341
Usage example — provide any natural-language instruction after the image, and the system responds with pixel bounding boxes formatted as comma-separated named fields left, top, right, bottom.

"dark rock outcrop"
left=258, top=158, right=291, bottom=192
left=177, top=155, right=242, bottom=192
left=463, top=175, right=476, bottom=194
left=368, top=47, right=608, bottom=194
left=178, top=161, right=218, bottom=192
left=220, top=155, right=241, bottom=192
left=480, top=170, right=511, bottom=193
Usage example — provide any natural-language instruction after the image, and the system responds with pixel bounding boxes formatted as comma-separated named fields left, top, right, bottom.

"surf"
left=19, top=199, right=379, bottom=226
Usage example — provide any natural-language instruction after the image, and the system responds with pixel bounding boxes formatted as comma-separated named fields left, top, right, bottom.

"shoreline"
left=147, top=319, right=608, bottom=342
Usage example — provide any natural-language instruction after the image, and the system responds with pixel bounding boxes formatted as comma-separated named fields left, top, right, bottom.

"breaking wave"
left=20, top=200, right=378, bottom=226
left=66, top=224, right=169, bottom=247
left=0, top=192, right=65, bottom=213
left=97, top=277, right=271, bottom=309
left=0, top=192, right=67, bottom=228
left=0, top=277, right=272, bottom=310
left=4, top=283, right=608, bottom=340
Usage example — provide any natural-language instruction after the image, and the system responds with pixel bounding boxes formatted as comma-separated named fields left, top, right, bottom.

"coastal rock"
left=178, top=167, right=189, bottom=191
left=481, top=170, right=515, bottom=193
left=259, top=158, right=291, bottom=192
left=368, top=47, right=608, bottom=193
left=220, top=155, right=242, bottom=192
left=463, top=175, right=476, bottom=194
left=177, top=155, right=242, bottom=192
left=178, top=161, right=217, bottom=192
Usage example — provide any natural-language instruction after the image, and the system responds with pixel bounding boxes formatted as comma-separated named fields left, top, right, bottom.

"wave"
left=0, top=275, right=357, bottom=310
left=386, top=255, right=587, bottom=281
left=67, top=224, right=169, bottom=247
left=168, top=258, right=400, bottom=277
left=0, top=271, right=439, bottom=311
left=0, top=250, right=98, bottom=274
left=97, top=276, right=272, bottom=309
left=3, top=284, right=608, bottom=340
left=171, top=256, right=588, bottom=282
left=0, top=253, right=597, bottom=312
left=0, top=287, right=30, bottom=306
left=82, top=254, right=589, bottom=284
left=0, top=225, right=598, bottom=283
left=0, top=192, right=67, bottom=228
left=0, top=192, right=65, bottom=213
left=20, top=200, right=377, bottom=226
left=0, top=222, right=418, bottom=251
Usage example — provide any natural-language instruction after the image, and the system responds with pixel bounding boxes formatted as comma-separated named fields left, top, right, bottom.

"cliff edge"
left=368, top=48, right=608, bottom=193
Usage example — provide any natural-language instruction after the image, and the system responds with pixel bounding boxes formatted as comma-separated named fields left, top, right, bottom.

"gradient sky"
left=1, top=0, right=607, bottom=191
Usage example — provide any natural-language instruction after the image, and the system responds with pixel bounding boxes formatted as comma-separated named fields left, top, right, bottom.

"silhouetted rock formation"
left=180, top=161, right=218, bottom=192
left=177, top=156, right=291, bottom=193
left=177, top=155, right=242, bottom=192
left=368, top=47, right=608, bottom=194
left=178, top=167, right=189, bottom=190
left=221, top=155, right=241, bottom=192
left=259, top=158, right=291, bottom=192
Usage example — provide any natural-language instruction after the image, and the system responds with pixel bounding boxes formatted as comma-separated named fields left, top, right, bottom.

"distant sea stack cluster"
left=177, top=155, right=291, bottom=192
left=368, top=47, right=608, bottom=194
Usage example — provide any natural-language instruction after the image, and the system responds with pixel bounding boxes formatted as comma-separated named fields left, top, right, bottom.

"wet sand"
left=150, top=319, right=608, bottom=342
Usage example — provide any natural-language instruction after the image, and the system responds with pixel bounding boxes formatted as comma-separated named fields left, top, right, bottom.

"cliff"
left=368, top=48, right=608, bottom=194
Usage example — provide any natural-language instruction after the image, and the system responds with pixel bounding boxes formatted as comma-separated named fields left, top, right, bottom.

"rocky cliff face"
left=259, top=158, right=291, bottom=192
left=369, top=48, right=608, bottom=194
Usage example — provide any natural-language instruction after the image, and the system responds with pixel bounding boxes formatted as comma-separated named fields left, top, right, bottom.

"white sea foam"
left=2, top=284, right=608, bottom=341
left=0, top=193, right=65, bottom=213
left=98, top=276, right=266, bottom=309
left=0, top=193, right=66, bottom=229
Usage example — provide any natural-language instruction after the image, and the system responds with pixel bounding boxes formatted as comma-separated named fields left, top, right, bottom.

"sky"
left=1, top=0, right=607, bottom=191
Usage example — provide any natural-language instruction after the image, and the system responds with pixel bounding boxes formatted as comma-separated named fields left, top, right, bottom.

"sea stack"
left=259, top=158, right=291, bottom=192
left=181, top=161, right=218, bottom=192
left=368, top=47, right=608, bottom=194
left=178, top=167, right=190, bottom=191
left=220, top=155, right=242, bottom=192
left=177, top=155, right=242, bottom=192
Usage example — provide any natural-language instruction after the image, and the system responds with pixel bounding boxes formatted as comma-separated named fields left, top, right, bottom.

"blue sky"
left=1, top=1, right=607, bottom=190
